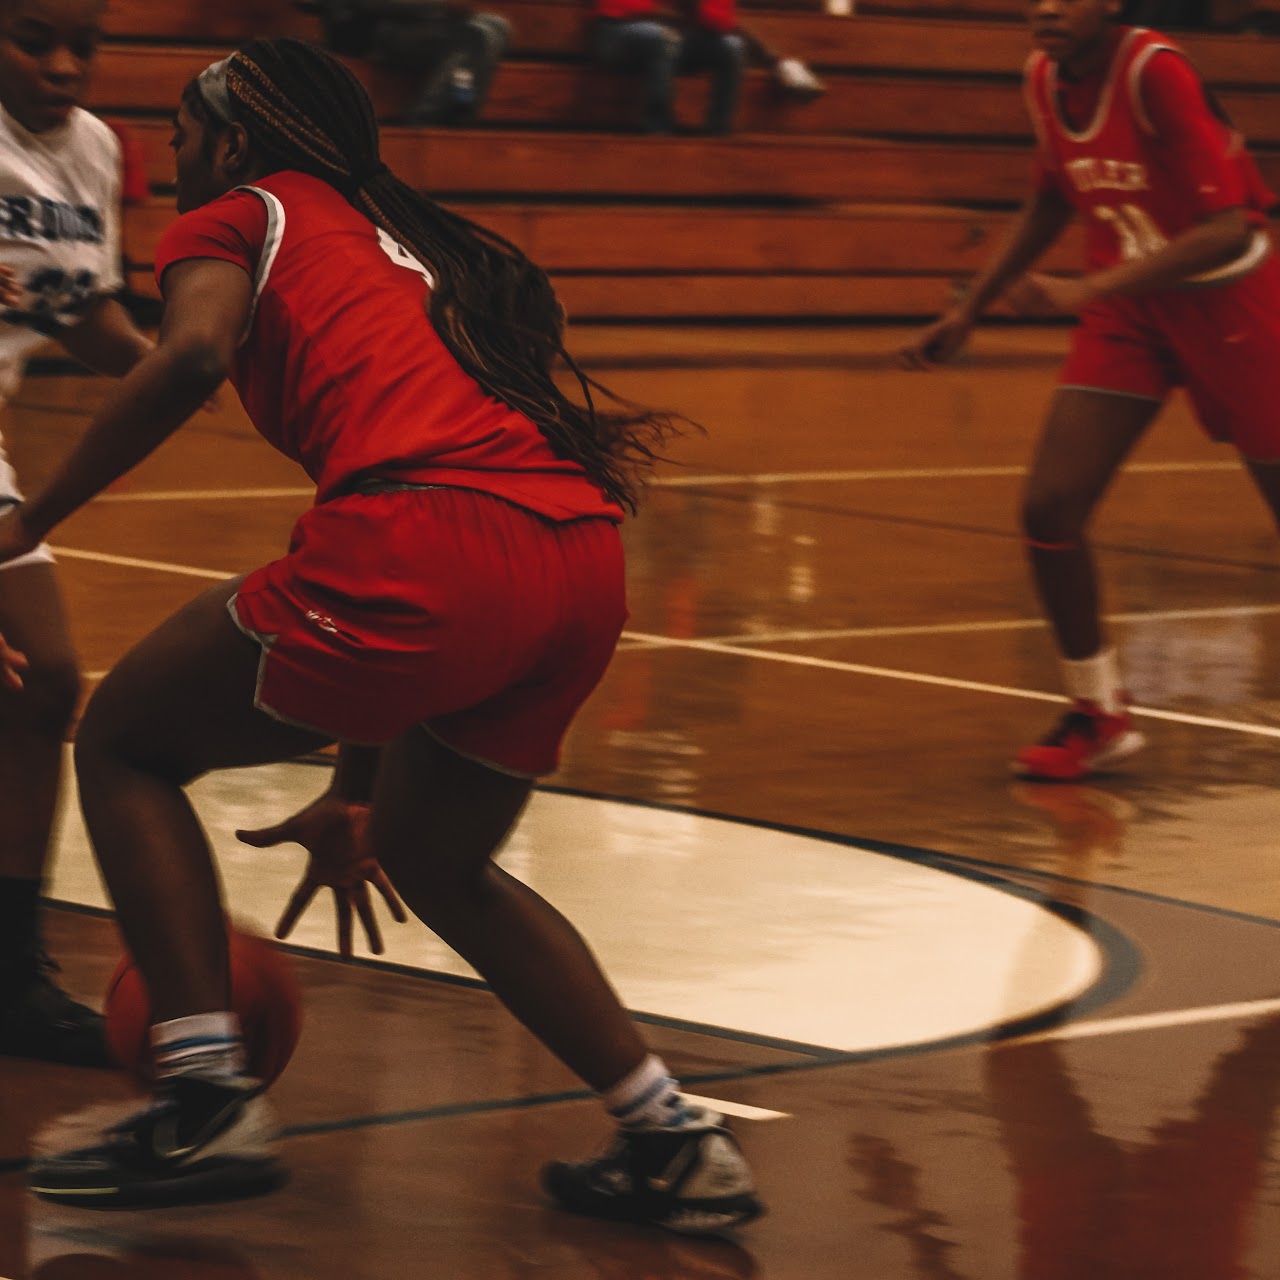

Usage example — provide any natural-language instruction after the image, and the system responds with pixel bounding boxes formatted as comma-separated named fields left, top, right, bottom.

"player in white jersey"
left=0, top=0, right=154, bottom=1066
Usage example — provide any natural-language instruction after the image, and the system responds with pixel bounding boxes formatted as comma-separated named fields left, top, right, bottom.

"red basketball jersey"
left=1024, top=27, right=1275, bottom=276
left=154, top=171, right=623, bottom=521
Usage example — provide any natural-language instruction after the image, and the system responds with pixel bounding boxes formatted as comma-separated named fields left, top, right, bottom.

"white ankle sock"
left=151, top=1012, right=246, bottom=1081
left=1062, top=648, right=1124, bottom=714
left=602, top=1054, right=693, bottom=1129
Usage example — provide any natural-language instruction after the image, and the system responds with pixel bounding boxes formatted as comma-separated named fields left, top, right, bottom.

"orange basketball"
left=104, top=926, right=303, bottom=1088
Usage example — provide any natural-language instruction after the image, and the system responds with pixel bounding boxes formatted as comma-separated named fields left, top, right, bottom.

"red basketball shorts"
left=229, top=486, right=627, bottom=777
left=1058, top=251, right=1280, bottom=460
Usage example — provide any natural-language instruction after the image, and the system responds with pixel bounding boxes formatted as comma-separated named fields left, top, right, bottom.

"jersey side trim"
left=239, top=185, right=286, bottom=314
left=1126, top=40, right=1179, bottom=136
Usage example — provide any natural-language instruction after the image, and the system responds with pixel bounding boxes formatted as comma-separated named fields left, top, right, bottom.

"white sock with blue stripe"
left=603, top=1054, right=694, bottom=1130
left=151, top=1012, right=246, bottom=1081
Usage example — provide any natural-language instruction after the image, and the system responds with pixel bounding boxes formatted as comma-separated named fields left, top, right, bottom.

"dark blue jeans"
left=369, top=11, right=512, bottom=124
left=591, top=18, right=746, bottom=134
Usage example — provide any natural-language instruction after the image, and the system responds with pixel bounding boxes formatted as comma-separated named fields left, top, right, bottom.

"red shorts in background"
left=230, top=486, right=627, bottom=777
left=1058, top=250, right=1280, bottom=460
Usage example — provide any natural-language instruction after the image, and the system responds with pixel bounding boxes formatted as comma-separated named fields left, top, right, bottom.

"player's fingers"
left=0, top=642, right=26, bottom=690
left=335, top=891, right=354, bottom=959
left=237, top=821, right=296, bottom=848
left=275, top=879, right=318, bottom=940
left=371, top=868, right=408, bottom=923
left=353, top=886, right=384, bottom=955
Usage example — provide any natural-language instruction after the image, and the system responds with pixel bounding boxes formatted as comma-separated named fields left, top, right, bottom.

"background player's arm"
left=2, top=257, right=250, bottom=551
left=1015, top=205, right=1253, bottom=314
left=57, top=294, right=154, bottom=378
left=1013, top=53, right=1259, bottom=315
left=899, top=182, right=1073, bottom=368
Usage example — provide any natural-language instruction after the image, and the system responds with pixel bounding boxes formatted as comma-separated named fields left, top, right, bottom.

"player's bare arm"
left=0, top=257, right=250, bottom=551
left=58, top=294, right=154, bottom=377
left=899, top=183, right=1073, bottom=369
left=1012, top=206, right=1254, bottom=316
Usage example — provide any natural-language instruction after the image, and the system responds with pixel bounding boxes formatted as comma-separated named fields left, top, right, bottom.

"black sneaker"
left=29, top=1073, right=286, bottom=1209
left=542, top=1106, right=764, bottom=1236
left=0, top=950, right=112, bottom=1069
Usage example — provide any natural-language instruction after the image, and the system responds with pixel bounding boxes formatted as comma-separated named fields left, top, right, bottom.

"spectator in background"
left=590, top=0, right=747, bottom=134
left=589, top=0, right=824, bottom=135
left=311, top=0, right=511, bottom=124
left=739, top=23, right=825, bottom=99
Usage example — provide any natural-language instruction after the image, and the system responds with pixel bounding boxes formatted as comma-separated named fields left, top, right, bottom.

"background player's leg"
left=369, top=729, right=646, bottom=1090
left=1022, top=388, right=1161, bottom=658
left=73, top=577, right=330, bottom=1021
left=1016, top=389, right=1160, bottom=780
left=0, top=556, right=108, bottom=1064
left=1242, top=459, right=1280, bottom=532
left=0, top=562, right=77, bottom=882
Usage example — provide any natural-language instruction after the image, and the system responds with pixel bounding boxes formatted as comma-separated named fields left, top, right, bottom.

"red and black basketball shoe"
left=1013, top=698, right=1145, bottom=781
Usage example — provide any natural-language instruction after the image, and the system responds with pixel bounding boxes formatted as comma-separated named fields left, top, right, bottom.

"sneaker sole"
left=662, top=1194, right=767, bottom=1236
left=1011, top=729, right=1147, bottom=781
left=30, top=1157, right=287, bottom=1210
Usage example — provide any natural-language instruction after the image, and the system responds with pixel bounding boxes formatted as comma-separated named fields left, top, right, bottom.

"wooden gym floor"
left=3, top=323, right=1280, bottom=1278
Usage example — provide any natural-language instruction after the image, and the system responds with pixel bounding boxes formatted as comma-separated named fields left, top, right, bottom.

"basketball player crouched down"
left=0, top=38, right=763, bottom=1235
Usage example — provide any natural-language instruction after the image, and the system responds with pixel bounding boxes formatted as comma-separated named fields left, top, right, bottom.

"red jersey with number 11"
left=1024, top=27, right=1275, bottom=278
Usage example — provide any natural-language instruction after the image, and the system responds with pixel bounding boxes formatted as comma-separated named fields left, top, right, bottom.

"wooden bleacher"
left=101, top=0, right=1280, bottom=319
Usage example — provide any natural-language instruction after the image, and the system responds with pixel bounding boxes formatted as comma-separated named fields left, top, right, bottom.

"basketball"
left=104, top=926, right=303, bottom=1089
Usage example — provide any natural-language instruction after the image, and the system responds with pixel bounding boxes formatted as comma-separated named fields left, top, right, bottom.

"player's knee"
left=1021, top=489, right=1088, bottom=548
left=73, top=694, right=198, bottom=788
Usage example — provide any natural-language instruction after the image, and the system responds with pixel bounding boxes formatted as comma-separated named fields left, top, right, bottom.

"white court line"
left=697, top=602, right=1280, bottom=646
left=53, top=546, right=233, bottom=580
left=55, top=545, right=1280, bottom=742
left=652, top=460, right=1242, bottom=488
left=96, top=486, right=312, bottom=503
left=679, top=1094, right=789, bottom=1121
left=80, top=460, right=1241, bottom=503
left=1024, top=996, right=1280, bottom=1045
left=621, top=629, right=1280, bottom=741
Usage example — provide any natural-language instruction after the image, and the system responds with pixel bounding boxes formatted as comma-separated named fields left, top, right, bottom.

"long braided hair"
left=184, top=37, right=679, bottom=513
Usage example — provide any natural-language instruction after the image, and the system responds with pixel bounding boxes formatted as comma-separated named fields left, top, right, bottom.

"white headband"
left=196, top=57, right=235, bottom=124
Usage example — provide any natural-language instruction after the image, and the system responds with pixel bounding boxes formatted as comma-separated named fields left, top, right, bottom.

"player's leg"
left=590, top=18, right=681, bottom=134
left=30, top=577, right=332, bottom=1208
left=679, top=29, right=747, bottom=135
left=0, top=547, right=111, bottom=1066
left=368, top=729, right=762, bottom=1235
left=1243, top=459, right=1280, bottom=533
left=1015, top=388, right=1160, bottom=780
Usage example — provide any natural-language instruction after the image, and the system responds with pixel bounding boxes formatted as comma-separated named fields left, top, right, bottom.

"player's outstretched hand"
left=1005, top=272, right=1093, bottom=317
left=238, top=796, right=408, bottom=959
left=898, top=309, right=972, bottom=370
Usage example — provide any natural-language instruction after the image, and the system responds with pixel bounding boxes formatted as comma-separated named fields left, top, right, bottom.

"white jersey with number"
left=0, top=102, right=122, bottom=519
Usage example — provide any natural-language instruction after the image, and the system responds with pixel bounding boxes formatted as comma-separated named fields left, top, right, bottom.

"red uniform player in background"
left=901, top=0, right=1280, bottom=781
